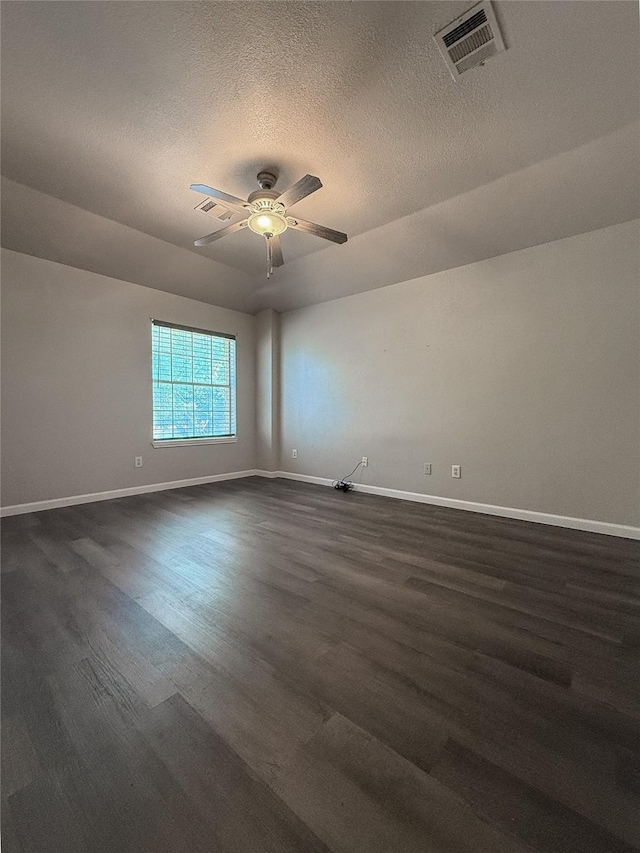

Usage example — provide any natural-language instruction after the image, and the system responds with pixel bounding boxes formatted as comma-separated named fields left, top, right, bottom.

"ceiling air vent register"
left=194, top=199, right=234, bottom=221
left=434, top=1, right=505, bottom=79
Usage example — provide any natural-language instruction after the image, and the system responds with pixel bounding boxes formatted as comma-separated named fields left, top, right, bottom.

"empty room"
left=1, top=2, right=639, bottom=851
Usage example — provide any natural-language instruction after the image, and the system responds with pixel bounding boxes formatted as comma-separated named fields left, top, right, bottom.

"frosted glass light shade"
left=247, top=210, right=288, bottom=236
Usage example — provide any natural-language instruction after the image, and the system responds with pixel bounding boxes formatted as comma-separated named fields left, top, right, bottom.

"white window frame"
left=150, top=319, right=238, bottom=448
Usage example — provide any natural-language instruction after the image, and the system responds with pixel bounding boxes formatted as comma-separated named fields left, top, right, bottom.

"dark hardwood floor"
left=2, top=476, right=639, bottom=852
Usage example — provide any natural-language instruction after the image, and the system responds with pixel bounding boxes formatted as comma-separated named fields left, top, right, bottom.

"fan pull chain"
left=266, top=234, right=273, bottom=279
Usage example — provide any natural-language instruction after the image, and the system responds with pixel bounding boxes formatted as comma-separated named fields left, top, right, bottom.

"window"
left=151, top=320, right=236, bottom=445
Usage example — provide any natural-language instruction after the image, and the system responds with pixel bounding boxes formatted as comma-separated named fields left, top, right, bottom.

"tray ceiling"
left=1, top=1, right=639, bottom=310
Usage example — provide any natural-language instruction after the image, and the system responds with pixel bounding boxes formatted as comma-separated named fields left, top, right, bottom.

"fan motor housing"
left=247, top=189, right=279, bottom=205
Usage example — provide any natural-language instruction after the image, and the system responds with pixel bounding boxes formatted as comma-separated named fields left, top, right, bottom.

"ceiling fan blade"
left=276, top=174, right=322, bottom=209
left=271, top=234, right=284, bottom=267
left=194, top=219, right=247, bottom=247
left=287, top=217, right=347, bottom=244
left=190, top=184, right=250, bottom=215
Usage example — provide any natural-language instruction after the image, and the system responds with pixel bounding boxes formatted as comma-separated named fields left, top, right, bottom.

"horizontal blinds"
left=151, top=321, right=236, bottom=441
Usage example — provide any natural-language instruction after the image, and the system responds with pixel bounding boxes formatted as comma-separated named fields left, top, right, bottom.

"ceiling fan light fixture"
left=247, top=209, right=288, bottom=236
left=191, top=173, right=347, bottom=278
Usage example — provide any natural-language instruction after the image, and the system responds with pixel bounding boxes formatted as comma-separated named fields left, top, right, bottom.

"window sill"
left=152, top=437, right=238, bottom=448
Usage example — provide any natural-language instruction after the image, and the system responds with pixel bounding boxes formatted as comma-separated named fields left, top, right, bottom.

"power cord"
left=333, top=460, right=364, bottom=493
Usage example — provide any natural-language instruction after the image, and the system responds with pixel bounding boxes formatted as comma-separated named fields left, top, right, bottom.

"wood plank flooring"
left=2, top=477, right=639, bottom=852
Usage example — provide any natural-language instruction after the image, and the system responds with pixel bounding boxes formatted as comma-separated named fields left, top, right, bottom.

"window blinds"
left=151, top=320, right=236, bottom=441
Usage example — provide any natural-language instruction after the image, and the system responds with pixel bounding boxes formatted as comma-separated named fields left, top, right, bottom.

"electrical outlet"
left=134, top=456, right=143, bottom=468
left=292, top=449, right=298, bottom=459
left=451, top=464, right=461, bottom=479
left=423, top=463, right=432, bottom=475
left=361, top=457, right=368, bottom=467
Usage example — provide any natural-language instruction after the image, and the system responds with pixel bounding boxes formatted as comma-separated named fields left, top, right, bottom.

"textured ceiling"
left=1, top=1, right=639, bottom=311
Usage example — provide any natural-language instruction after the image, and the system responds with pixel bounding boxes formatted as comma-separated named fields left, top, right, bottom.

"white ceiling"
left=1, top=1, right=639, bottom=313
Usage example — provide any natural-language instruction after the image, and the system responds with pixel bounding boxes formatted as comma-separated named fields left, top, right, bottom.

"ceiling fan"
left=190, top=171, right=347, bottom=278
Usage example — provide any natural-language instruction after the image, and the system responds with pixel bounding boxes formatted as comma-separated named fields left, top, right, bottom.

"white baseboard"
left=259, top=470, right=640, bottom=540
left=3, top=468, right=638, bottom=540
left=0, top=469, right=259, bottom=517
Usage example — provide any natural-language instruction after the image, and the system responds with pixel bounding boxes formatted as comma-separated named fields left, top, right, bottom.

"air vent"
left=434, top=1, right=505, bottom=79
left=194, top=199, right=234, bottom=221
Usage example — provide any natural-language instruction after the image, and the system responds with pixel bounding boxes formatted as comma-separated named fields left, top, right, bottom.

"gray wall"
left=1, top=249, right=256, bottom=506
left=3, top=221, right=639, bottom=527
left=279, top=221, right=640, bottom=526
left=255, top=308, right=281, bottom=472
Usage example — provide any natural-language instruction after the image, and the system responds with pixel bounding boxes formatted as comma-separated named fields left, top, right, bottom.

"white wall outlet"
left=134, top=456, right=143, bottom=468
left=361, top=457, right=368, bottom=467
left=451, top=464, right=461, bottom=478
left=292, top=449, right=298, bottom=459
left=423, top=463, right=432, bottom=475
